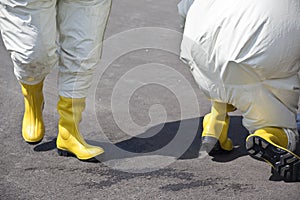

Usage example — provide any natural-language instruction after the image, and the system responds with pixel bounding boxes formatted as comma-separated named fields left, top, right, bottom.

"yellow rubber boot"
left=246, top=127, right=300, bottom=182
left=247, top=128, right=288, bottom=149
left=56, top=96, right=104, bottom=161
left=201, top=102, right=236, bottom=153
left=20, top=81, right=45, bottom=143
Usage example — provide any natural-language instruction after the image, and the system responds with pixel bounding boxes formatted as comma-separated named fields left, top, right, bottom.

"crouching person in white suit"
left=0, top=0, right=111, bottom=161
left=179, top=0, right=300, bottom=181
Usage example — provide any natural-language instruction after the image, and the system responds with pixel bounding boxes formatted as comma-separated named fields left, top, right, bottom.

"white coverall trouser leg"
left=0, top=0, right=111, bottom=98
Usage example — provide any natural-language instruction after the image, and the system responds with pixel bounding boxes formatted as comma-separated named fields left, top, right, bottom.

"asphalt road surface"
left=1, top=0, right=300, bottom=199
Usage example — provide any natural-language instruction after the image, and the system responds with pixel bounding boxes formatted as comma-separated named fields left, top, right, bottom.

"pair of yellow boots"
left=202, top=102, right=300, bottom=182
left=21, top=81, right=103, bottom=161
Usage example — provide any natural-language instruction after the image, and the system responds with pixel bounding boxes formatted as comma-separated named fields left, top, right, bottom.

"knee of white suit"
left=0, top=0, right=58, bottom=85
left=10, top=41, right=58, bottom=84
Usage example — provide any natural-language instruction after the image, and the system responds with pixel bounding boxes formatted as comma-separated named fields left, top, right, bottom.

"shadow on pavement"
left=32, top=115, right=300, bottom=182
left=113, top=116, right=249, bottom=162
left=33, top=116, right=250, bottom=162
left=34, top=138, right=57, bottom=152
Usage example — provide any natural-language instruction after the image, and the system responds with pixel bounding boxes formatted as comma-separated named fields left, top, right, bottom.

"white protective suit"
left=177, top=0, right=194, bottom=29
left=180, top=0, right=300, bottom=132
left=0, top=0, right=111, bottom=98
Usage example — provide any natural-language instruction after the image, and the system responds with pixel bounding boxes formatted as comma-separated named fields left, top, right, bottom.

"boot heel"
left=201, top=136, right=232, bottom=155
left=201, top=136, right=219, bottom=153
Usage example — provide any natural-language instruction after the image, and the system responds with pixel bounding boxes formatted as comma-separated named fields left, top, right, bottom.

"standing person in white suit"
left=0, top=0, right=112, bottom=161
left=179, top=0, right=300, bottom=181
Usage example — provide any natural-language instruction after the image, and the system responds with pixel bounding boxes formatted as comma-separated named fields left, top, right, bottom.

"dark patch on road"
left=160, top=178, right=218, bottom=191
left=78, top=167, right=195, bottom=189
left=160, top=177, right=255, bottom=193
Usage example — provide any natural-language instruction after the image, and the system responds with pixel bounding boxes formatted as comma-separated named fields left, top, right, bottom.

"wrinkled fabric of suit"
left=180, top=0, right=300, bottom=132
left=0, top=0, right=111, bottom=98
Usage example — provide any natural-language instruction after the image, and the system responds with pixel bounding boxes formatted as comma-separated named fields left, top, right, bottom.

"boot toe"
left=22, top=129, right=44, bottom=144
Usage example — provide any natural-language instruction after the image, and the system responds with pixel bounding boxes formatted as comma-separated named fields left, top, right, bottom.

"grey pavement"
left=1, top=0, right=300, bottom=199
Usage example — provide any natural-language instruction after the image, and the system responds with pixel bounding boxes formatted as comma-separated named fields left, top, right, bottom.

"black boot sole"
left=26, top=139, right=43, bottom=145
left=57, top=149, right=99, bottom=163
left=246, top=136, right=300, bottom=182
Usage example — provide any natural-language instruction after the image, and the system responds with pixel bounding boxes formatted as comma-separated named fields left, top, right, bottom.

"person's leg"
left=56, top=0, right=111, bottom=160
left=233, top=78, right=300, bottom=181
left=0, top=0, right=58, bottom=143
left=201, top=101, right=236, bottom=154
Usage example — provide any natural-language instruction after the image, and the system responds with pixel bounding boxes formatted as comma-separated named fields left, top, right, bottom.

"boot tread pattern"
left=246, top=136, right=300, bottom=182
